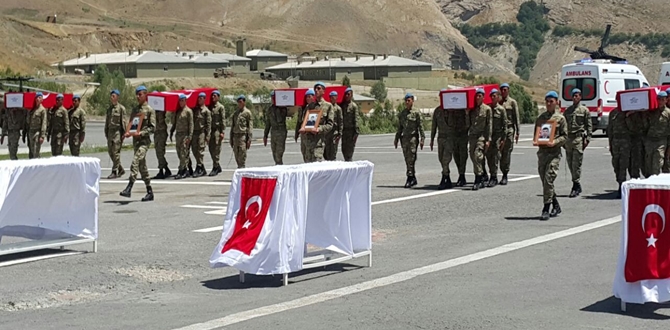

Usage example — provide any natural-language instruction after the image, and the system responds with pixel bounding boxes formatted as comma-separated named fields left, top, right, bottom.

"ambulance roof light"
left=574, top=58, right=593, bottom=63
left=616, top=61, right=628, bottom=64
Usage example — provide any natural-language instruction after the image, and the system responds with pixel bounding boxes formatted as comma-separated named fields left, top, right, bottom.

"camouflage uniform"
left=296, top=100, right=334, bottom=163
left=263, top=104, right=288, bottom=165
left=485, top=102, right=508, bottom=184
left=208, top=101, right=226, bottom=171
left=172, top=106, right=194, bottom=173
left=626, top=111, right=648, bottom=178
left=500, top=96, right=520, bottom=178
left=129, top=103, right=156, bottom=186
left=607, top=108, right=630, bottom=188
left=324, top=103, right=343, bottom=161
left=2, top=108, right=26, bottom=160
left=105, top=103, right=127, bottom=177
left=230, top=106, right=253, bottom=168
left=191, top=105, right=212, bottom=173
left=644, top=106, right=670, bottom=176
left=431, top=107, right=451, bottom=177
left=536, top=110, right=568, bottom=205
left=340, top=101, right=360, bottom=161
left=466, top=103, right=492, bottom=188
left=154, top=110, right=169, bottom=171
left=25, top=105, right=47, bottom=159
left=295, top=106, right=309, bottom=162
left=395, top=107, right=425, bottom=178
left=449, top=109, right=470, bottom=186
left=563, top=103, right=592, bottom=196
left=68, top=106, right=86, bottom=156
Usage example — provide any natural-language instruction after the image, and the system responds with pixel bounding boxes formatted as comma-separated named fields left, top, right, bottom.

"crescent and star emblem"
left=242, top=195, right=262, bottom=229
left=642, top=204, right=666, bottom=248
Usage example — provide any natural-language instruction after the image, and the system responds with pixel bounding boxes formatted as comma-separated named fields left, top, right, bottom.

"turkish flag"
left=221, top=177, right=278, bottom=256
left=625, top=188, right=670, bottom=282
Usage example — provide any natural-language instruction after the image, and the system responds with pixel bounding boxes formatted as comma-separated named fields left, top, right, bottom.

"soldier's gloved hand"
left=39, top=137, right=44, bottom=144
left=420, top=140, right=424, bottom=150
left=394, top=140, right=398, bottom=149
left=429, top=140, right=434, bottom=151
left=246, top=140, right=251, bottom=150
left=263, top=137, right=267, bottom=146
left=515, top=134, right=519, bottom=144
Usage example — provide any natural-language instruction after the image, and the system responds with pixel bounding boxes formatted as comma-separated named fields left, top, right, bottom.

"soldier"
left=120, top=86, right=155, bottom=202
left=607, top=106, right=630, bottom=198
left=466, top=88, right=492, bottom=191
left=340, top=87, right=360, bottom=161
left=105, top=90, right=126, bottom=179
left=395, top=93, right=425, bottom=188
left=1, top=105, right=26, bottom=160
left=485, top=89, right=508, bottom=187
left=499, top=83, right=520, bottom=185
left=229, top=95, right=253, bottom=168
left=263, top=90, right=288, bottom=165
left=295, top=90, right=316, bottom=162
left=153, top=94, right=171, bottom=179
left=190, top=92, right=212, bottom=177
left=68, top=94, right=86, bottom=156
left=208, top=90, right=226, bottom=176
left=563, top=88, right=593, bottom=197
left=535, top=91, right=568, bottom=220
left=24, top=92, right=48, bottom=159
left=430, top=97, right=452, bottom=189
left=626, top=110, right=648, bottom=178
left=324, top=91, right=343, bottom=161
left=644, top=91, right=670, bottom=176
left=170, top=94, right=194, bottom=179
left=298, top=82, right=334, bottom=163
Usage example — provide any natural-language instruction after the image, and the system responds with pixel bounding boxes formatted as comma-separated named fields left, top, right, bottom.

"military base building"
left=245, top=49, right=289, bottom=72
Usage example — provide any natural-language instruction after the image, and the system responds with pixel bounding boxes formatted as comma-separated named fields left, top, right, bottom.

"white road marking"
left=173, top=216, right=622, bottom=330
left=507, top=175, right=540, bottom=182
left=205, top=209, right=228, bottom=216
left=0, top=251, right=84, bottom=268
left=181, top=205, right=228, bottom=210
left=192, top=226, right=224, bottom=233
left=100, top=180, right=231, bottom=186
left=206, top=201, right=228, bottom=205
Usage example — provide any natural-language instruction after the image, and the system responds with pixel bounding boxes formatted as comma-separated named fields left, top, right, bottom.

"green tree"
left=341, top=75, right=351, bottom=87
left=370, top=80, right=387, bottom=102
left=86, top=64, right=136, bottom=116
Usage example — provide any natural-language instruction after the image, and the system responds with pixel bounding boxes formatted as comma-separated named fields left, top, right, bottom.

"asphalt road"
left=1, top=124, right=668, bottom=330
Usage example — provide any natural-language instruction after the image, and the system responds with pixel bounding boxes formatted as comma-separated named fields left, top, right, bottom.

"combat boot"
left=569, top=182, right=579, bottom=198
left=616, top=183, right=622, bottom=199
left=576, top=182, right=582, bottom=195
left=488, top=176, right=498, bottom=188
left=120, top=181, right=133, bottom=198
left=404, top=176, right=412, bottom=188
left=409, top=176, right=418, bottom=188
left=550, top=197, right=562, bottom=217
left=208, top=166, right=219, bottom=177
left=193, top=165, right=203, bottom=178
left=472, top=175, right=481, bottom=191
left=154, top=168, right=165, bottom=180
left=540, top=203, right=550, bottom=221
left=174, top=169, right=183, bottom=180
left=118, top=169, right=126, bottom=177
left=444, top=175, right=453, bottom=189
left=188, top=164, right=194, bottom=177
left=482, top=171, right=489, bottom=183
left=456, top=174, right=466, bottom=187
left=500, top=173, right=509, bottom=185
left=107, top=171, right=118, bottom=179
left=164, top=167, right=172, bottom=178
left=141, top=186, right=154, bottom=202
left=201, top=165, right=208, bottom=176
left=438, top=175, right=447, bottom=190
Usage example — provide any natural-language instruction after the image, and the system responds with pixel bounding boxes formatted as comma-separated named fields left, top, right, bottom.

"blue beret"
left=35, top=92, right=43, bottom=97
left=135, top=85, right=147, bottom=93
left=658, top=91, right=668, bottom=98
left=500, top=83, right=510, bottom=89
left=110, top=89, right=120, bottom=96
left=305, top=89, right=315, bottom=96
left=475, top=88, right=485, bottom=95
left=212, top=90, right=220, bottom=96
left=56, top=93, right=64, bottom=99
left=314, top=81, right=326, bottom=89
left=270, top=90, right=275, bottom=96
left=73, top=94, right=81, bottom=100
left=329, top=91, right=338, bottom=97
left=236, top=94, right=246, bottom=101
left=198, top=92, right=206, bottom=98
left=345, top=87, right=353, bottom=93
left=404, top=93, right=414, bottom=100
left=571, top=88, right=581, bottom=96
left=490, top=88, right=499, bottom=95
left=545, top=91, right=559, bottom=99
left=179, top=94, right=187, bottom=100
left=665, top=88, right=670, bottom=95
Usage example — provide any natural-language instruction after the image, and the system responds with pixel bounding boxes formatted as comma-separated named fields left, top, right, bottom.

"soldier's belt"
left=568, top=132, right=584, bottom=138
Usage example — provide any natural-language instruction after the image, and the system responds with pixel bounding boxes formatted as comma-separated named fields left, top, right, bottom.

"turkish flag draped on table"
left=209, top=161, right=374, bottom=275
left=614, top=174, right=670, bottom=304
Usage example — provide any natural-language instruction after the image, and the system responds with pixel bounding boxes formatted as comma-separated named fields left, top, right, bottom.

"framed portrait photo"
left=300, top=109, right=322, bottom=133
left=126, top=112, right=145, bottom=135
left=533, top=120, right=557, bottom=146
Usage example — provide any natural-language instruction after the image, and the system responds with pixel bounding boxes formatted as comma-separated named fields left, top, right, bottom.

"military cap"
left=665, top=87, right=670, bottom=95
left=404, top=93, right=414, bottom=100
left=35, top=92, right=43, bottom=98
left=475, top=88, right=485, bottom=95
left=571, top=88, right=581, bottom=96
left=545, top=91, right=559, bottom=99
left=110, top=89, right=120, bottom=96
left=490, top=88, right=499, bottom=95
left=658, top=91, right=668, bottom=98
left=212, top=90, right=221, bottom=96
left=179, top=94, right=187, bottom=100
left=314, top=81, right=326, bottom=89
left=56, top=93, right=64, bottom=99
left=236, top=94, right=246, bottom=101
left=198, top=92, right=206, bottom=98
left=500, top=83, right=510, bottom=89
left=305, top=89, right=315, bottom=96
left=73, top=94, right=81, bottom=100
left=329, top=91, right=338, bottom=97
left=135, top=85, right=147, bottom=93
left=345, top=87, right=353, bottom=93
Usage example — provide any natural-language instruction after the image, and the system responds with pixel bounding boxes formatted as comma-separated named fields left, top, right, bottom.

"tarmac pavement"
left=1, top=125, right=668, bottom=330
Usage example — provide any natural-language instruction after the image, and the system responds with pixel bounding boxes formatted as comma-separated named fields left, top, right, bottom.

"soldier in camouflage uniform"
left=626, top=110, right=648, bottom=178
left=295, top=90, right=316, bottom=162
left=264, top=90, right=288, bottom=165
left=190, top=92, right=212, bottom=177
left=430, top=99, right=452, bottom=189
left=208, top=90, right=226, bottom=176
left=153, top=95, right=171, bottom=179
left=297, top=82, right=335, bottom=163
left=230, top=95, right=253, bottom=168
left=485, top=89, right=508, bottom=187
left=466, top=88, right=492, bottom=191
left=170, top=94, right=194, bottom=180
left=340, top=88, right=360, bottom=161
left=324, top=91, right=343, bottom=161
left=68, top=94, right=86, bottom=156
left=644, top=91, right=670, bottom=176
left=499, top=83, right=520, bottom=185
left=24, top=93, right=48, bottom=159
left=395, top=93, right=425, bottom=188
left=48, top=94, right=70, bottom=156
left=607, top=106, right=630, bottom=198
left=1, top=106, right=26, bottom=160
left=563, top=88, right=593, bottom=197
left=536, top=91, right=568, bottom=220
left=120, top=86, right=155, bottom=202
left=105, top=90, right=126, bottom=179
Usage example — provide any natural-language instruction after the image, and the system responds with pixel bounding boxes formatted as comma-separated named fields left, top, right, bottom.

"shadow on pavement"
left=504, top=216, right=543, bottom=221
left=581, top=296, right=670, bottom=320
left=582, top=190, right=619, bottom=200
left=377, top=185, right=408, bottom=189
left=104, top=200, right=138, bottom=206
left=201, top=263, right=363, bottom=290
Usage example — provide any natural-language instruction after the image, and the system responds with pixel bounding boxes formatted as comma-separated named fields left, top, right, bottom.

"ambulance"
left=657, top=62, right=670, bottom=86
left=559, top=59, right=650, bottom=135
